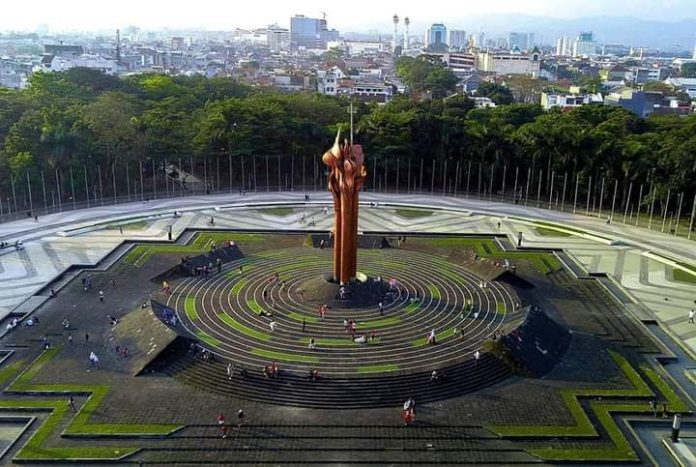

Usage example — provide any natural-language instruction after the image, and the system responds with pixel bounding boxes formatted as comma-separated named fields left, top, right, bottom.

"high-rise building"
left=448, top=30, right=467, bottom=50
left=425, top=23, right=448, bottom=49
left=267, top=25, right=291, bottom=53
left=693, top=44, right=696, bottom=59
left=555, top=36, right=570, bottom=56
left=509, top=32, right=534, bottom=51
left=403, top=17, right=411, bottom=50
left=290, top=15, right=339, bottom=50
left=573, top=32, right=596, bottom=57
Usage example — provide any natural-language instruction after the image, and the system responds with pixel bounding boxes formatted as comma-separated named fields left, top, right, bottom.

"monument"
left=322, top=127, right=367, bottom=285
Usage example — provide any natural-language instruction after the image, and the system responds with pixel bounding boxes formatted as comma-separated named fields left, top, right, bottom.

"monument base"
left=299, top=274, right=392, bottom=309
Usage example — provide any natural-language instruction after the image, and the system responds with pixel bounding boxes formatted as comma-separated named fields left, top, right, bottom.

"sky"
left=0, top=0, right=693, bottom=32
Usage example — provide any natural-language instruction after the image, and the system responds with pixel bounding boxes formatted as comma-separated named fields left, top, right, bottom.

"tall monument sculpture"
left=322, top=128, right=367, bottom=285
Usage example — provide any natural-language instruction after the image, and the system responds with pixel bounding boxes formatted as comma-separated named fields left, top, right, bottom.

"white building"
left=573, top=32, right=596, bottom=57
left=664, top=77, right=696, bottom=99
left=541, top=92, right=603, bottom=110
left=438, top=52, right=476, bottom=76
left=472, top=97, right=496, bottom=108
left=555, top=37, right=570, bottom=56
left=316, top=66, right=346, bottom=96
left=36, top=54, right=118, bottom=74
left=267, top=25, right=291, bottom=53
left=476, top=51, right=540, bottom=76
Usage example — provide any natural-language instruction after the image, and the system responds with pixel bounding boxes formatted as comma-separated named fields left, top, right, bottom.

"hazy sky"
left=0, top=0, right=693, bottom=32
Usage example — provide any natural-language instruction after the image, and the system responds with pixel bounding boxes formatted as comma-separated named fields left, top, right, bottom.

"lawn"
left=394, top=208, right=433, bottom=219
left=258, top=207, right=294, bottom=216
left=673, top=268, right=696, bottom=284
left=3, top=348, right=180, bottom=461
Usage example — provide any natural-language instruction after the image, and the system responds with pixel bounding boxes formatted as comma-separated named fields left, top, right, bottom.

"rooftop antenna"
left=347, top=100, right=356, bottom=149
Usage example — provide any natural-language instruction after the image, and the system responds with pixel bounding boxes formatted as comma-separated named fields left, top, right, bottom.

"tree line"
left=0, top=68, right=694, bottom=219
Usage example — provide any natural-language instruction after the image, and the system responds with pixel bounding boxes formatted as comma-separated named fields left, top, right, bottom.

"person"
left=302, top=318, right=306, bottom=333
left=308, top=337, right=316, bottom=350
left=49, top=287, right=56, bottom=298
left=269, top=321, right=277, bottom=332
left=473, top=311, right=479, bottom=320
left=427, top=329, right=437, bottom=345
left=474, top=350, right=480, bottom=364
left=227, top=363, right=234, bottom=380
left=304, top=194, right=310, bottom=202
left=68, top=396, right=77, bottom=412
left=354, top=335, right=367, bottom=344
left=378, top=302, right=384, bottom=316
left=237, top=409, right=245, bottom=427
left=263, top=365, right=271, bottom=379
left=89, top=351, right=99, bottom=368
left=308, top=369, right=319, bottom=381
left=271, top=362, right=278, bottom=377
left=216, top=258, right=222, bottom=274
left=402, top=407, right=414, bottom=426
left=218, top=412, right=227, bottom=438
left=690, top=309, right=695, bottom=324
left=323, top=206, right=328, bottom=215
left=239, top=265, right=244, bottom=274
left=85, top=333, right=89, bottom=344
left=99, top=290, right=104, bottom=303
left=68, top=334, right=73, bottom=345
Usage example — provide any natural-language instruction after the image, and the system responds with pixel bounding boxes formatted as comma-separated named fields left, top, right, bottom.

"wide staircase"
left=163, top=350, right=512, bottom=409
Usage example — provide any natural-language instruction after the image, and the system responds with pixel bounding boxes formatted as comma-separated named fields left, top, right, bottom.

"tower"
left=392, top=14, right=399, bottom=52
left=403, top=17, right=410, bottom=50
left=116, top=29, right=121, bottom=63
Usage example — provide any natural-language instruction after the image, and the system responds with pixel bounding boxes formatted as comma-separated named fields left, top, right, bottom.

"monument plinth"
left=322, top=128, right=367, bottom=285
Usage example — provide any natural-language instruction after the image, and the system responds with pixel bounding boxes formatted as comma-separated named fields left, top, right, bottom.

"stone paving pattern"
left=0, top=192, right=694, bottom=464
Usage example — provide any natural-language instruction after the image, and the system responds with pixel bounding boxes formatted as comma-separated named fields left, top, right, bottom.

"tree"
left=681, top=62, right=696, bottom=78
left=395, top=55, right=458, bottom=98
left=475, top=82, right=514, bottom=105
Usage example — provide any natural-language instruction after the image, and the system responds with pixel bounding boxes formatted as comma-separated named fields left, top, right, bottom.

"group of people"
left=0, top=240, right=23, bottom=251
left=318, top=303, right=329, bottom=319
left=402, top=398, right=416, bottom=426
left=263, top=361, right=280, bottom=379
left=217, top=410, right=245, bottom=438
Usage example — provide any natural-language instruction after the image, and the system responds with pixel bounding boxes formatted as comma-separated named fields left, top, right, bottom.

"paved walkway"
left=0, top=192, right=694, bottom=356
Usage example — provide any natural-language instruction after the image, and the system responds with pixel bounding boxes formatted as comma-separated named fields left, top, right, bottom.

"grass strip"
left=247, top=299, right=264, bottom=315
left=299, top=337, right=358, bottom=347
left=496, top=302, right=506, bottom=314
left=4, top=348, right=179, bottom=461
left=0, top=359, right=24, bottom=386
left=184, top=297, right=198, bottom=321
left=359, top=317, right=401, bottom=328
left=427, top=284, right=441, bottom=300
left=195, top=331, right=221, bottom=347
left=356, top=364, right=400, bottom=374
left=402, top=302, right=420, bottom=314
left=641, top=366, right=690, bottom=413
left=411, top=328, right=458, bottom=347
left=286, top=312, right=320, bottom=323
left=250, top=348, right=320, bottom=364
left=218, top=313, right=271, bottom=341
left=230, top=278, right=247, bottom=296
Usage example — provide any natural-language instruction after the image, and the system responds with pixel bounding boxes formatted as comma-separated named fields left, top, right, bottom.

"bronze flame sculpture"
left=322, top=128, right=367, bottom=285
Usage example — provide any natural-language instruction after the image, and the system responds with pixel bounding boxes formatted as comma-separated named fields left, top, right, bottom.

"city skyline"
left=0, top=0, right=695, bottom=32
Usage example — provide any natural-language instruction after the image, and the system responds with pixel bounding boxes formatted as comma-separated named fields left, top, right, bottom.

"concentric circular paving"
left=167, top=247, right=521, bottom=377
